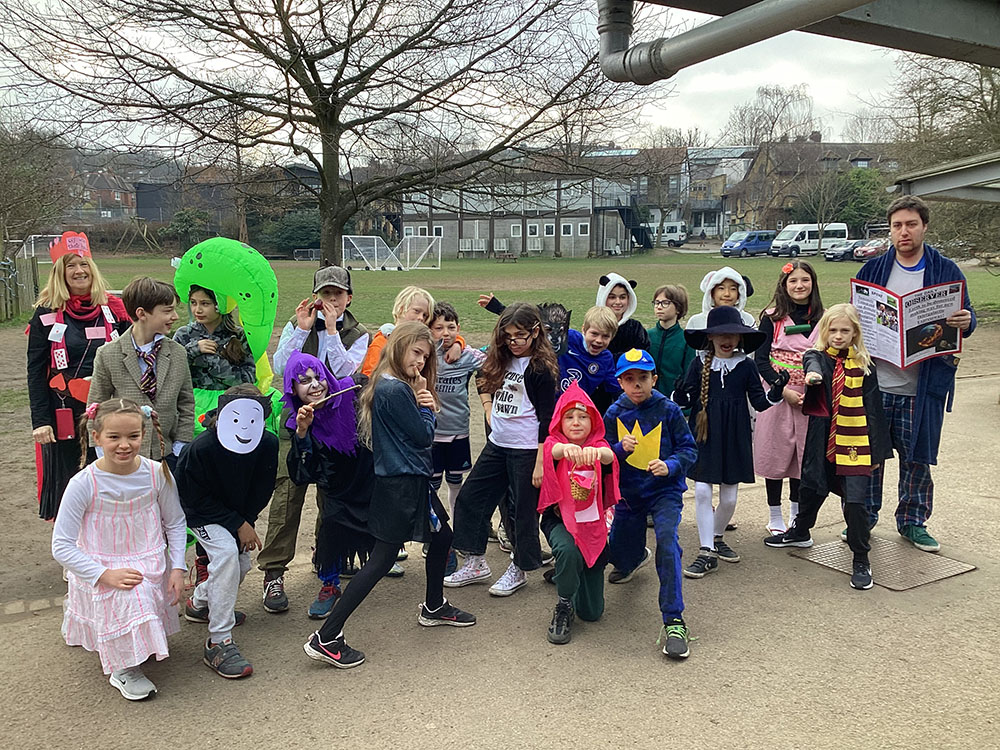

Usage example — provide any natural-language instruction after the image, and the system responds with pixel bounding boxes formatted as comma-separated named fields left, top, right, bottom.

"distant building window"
left=511, top=224, right=522, bottom=237
left=113, top=191, right=122, bottom=201
left=433, top=226, right=444, bottom=237
left=578, top=222, right=590, bottom=236
left=854, top=159, right=870, bottom=168
left=885, top=160, right=899, bottom=170
left=418, top=226, right=429, bottom=237
left=561, top=223, right=572, bottom=236
left=100, top=210, right=112, bottom=218
left=544, top=223, right=555, bottom=237
left=527, top=224, right=539, bottom=237
left=83, top=191, right=91, bottom=200
left=403, top=227, right=414, bottom=237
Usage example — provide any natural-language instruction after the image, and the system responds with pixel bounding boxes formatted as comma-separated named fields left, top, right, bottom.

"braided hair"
left=695, top=350, right=714, bottom=443
left=80, top=398, right=173, bottom=485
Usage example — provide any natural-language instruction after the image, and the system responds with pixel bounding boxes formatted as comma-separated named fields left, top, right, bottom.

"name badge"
left=101, top=305, right=115, bottom=324
left=86, top=326, right=107, bottom=340
left=47, top=322, right=68, bottom=343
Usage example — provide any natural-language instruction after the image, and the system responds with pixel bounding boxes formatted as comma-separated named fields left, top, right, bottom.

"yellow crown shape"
left=617, top=418, right=661, bottom=470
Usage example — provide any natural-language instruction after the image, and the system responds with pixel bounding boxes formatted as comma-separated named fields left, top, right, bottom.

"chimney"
left=809, top=130, right=822, bottom=143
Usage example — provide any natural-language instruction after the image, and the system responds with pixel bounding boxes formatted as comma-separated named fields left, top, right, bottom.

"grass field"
left=84, top=250, right=1000, bottom=342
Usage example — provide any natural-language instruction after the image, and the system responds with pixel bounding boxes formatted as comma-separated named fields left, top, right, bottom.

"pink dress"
left=55, top=458, right=184, bottom=674
left=753, top=314, right=819, bottom=480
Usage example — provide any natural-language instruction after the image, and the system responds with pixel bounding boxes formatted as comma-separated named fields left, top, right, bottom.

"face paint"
left=216, top=397, right=267, bottom=454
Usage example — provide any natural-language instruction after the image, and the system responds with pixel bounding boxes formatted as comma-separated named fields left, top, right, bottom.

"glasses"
left=653, top=299, right=674, bottom=308
left=504, top=335, right=532, bottom=346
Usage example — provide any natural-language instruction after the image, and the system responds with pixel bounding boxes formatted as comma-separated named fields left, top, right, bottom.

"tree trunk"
left=320, top=121, right=343, bottom=267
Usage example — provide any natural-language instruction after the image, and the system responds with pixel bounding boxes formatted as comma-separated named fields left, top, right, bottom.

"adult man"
left=856, top=195, right=975, bottom=553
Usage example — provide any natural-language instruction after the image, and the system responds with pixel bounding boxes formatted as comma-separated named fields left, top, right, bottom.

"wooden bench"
left=495, top=251, right=517, bottom=262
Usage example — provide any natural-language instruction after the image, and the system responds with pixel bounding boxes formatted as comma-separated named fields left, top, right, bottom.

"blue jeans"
left=608, top=493, right=684, bottom=622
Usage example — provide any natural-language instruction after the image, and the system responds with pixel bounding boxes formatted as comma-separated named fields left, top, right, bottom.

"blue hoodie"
left=604, top=389, right=697, bottom=501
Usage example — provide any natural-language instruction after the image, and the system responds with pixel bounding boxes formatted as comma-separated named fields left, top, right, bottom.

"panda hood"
left=595, top=273, right=638, bottom=325
left=686, top=266, right=755, bottom=330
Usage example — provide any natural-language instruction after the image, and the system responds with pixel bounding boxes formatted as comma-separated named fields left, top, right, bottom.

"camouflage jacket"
left=173, top=321, right=257, bottom=390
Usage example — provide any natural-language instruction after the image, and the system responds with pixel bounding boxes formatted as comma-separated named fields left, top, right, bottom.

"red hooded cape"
left=538, top=382, right=620, bottom=567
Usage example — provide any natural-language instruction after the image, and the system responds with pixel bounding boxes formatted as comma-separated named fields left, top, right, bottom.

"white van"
left=769, top=223, right=848, bottom=257
left=658, top=221, right=688, bottom=247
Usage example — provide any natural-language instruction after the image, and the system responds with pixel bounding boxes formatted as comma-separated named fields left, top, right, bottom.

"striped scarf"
left=825, top=346, right=871, bottom=476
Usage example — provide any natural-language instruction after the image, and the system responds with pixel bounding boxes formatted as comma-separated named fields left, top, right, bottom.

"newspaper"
left=850, top=278, right=965, bottom=369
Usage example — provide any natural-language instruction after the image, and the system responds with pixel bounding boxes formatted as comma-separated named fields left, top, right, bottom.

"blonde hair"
left=813, top=303, right=872, bottom=373
left=582, top=305, right=617, bottom=336
left=80, top=398, right=172, bottom=486
left=357, top=321, right=439, bottom=447
left=35, top=254, right=111, bottom=310
left=392, top=286, right=435, bottom=324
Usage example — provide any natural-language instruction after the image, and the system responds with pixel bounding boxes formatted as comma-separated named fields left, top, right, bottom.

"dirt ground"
left=2, top=323, right=999, bottom=750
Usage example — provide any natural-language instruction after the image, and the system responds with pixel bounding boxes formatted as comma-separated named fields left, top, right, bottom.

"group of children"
left=48, top=258, right=893, bottom=701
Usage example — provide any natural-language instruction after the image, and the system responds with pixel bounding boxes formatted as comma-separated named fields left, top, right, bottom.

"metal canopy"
left=893, top=150, right=1000, bottom=204
left=657, top=0, right=1000, bottom=67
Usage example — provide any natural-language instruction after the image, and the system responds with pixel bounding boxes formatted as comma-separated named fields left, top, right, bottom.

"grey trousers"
left=191, top=523, right=252, bottom=643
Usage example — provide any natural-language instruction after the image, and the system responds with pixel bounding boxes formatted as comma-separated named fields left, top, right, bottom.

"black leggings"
left=765, top=477, right=801, bottom=507
left=317, top=521, right=454, bottom=641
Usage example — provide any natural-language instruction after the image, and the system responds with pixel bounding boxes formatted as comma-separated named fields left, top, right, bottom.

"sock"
left=694, top=482, right=716, bottom=550
left=713, top=483, right=739, bottom=536
left=424, top=599, right=446, bottom=613
left=558, top=595, right=572, bottom=607
left=769, top=505, right=787, bottom=531
left=446, top=479, right=462, bottom=517
left=789, top=500, right=800, bottom=523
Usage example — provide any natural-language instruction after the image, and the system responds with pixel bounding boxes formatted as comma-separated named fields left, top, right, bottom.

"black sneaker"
left=303, top=631, right=365, bottom=669
left=547, top=599, right=574, bottom=645
left=608, top=546, right=652, bottom=583
left=185, top=598, right=246, bottom=626
left=763, top=528, right=814, bottom=548
left=417, top=600, right=477, bottom=627
left=542, top=568, right=556, bottom=585
left=660, top=618, right=690, bottom=660
left=683, top=552, right=718, bottom=579
left=262, top=573, right=289, bottom=613
left=713, top=537, right=741, bottom=563
left=850, top=561, right=874, bottom=590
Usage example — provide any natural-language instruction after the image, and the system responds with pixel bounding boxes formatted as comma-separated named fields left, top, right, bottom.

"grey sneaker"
left=109, top=666, right=156, bottom=700
left=203, top=638, right=253, bottom=679
left=262, top=573, right=289, bottom=613
left=608, top=547, right=652, bottom=584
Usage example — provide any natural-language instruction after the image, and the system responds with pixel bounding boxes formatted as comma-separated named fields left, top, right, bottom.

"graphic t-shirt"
left=489, top=356, right=539, bottom=450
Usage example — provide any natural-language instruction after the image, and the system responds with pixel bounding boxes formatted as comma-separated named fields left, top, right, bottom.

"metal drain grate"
left=788, top=536, right=977, bottom=591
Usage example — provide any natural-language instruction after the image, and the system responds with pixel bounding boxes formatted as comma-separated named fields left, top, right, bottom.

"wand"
left=311, top=383, right=362, bottom=409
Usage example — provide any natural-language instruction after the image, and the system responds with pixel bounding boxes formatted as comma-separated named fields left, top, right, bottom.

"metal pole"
left=598, top=0, right=871, bottom=84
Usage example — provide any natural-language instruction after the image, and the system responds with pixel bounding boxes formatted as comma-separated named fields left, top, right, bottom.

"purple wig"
left=281, top=351, right=357, bottom=455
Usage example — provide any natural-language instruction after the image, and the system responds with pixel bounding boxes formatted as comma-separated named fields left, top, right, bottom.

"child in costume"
left=283, top=352, right=374, bottom=619
left=604, top=349, right=698, bottom=659
left=303, top=322, right=476, bottom=669
left=595, top=273, right=650, bottom=357
left=753, top=262, right=824, bottom=534
left=764, top=304, right=893, bottom=591
left=685, top=267, right=755, bottom=330
left=445, top=303, right=559, bottom=596
left=176, top=385, right=279, bottom=679
left=52, top=398, right=185, bottom=700
left=675, top=306, right=788, bottom=578
left=538, top=383, right=619, bottom=644
left=262, top=266, right=369, bottom=613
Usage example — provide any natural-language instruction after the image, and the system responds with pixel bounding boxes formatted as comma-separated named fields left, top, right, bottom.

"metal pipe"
left=598, top=0, right=872, bottom=85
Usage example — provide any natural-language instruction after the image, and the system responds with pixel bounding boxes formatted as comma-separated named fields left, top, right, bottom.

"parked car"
left=720, top=230, right=776, bottom=257
left=824, top=239, right=867, bottom=262
left=854, top=238, right=891, bottom=262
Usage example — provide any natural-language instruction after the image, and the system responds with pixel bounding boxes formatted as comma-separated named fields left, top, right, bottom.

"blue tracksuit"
left=604, top=390, right=697, bottom=622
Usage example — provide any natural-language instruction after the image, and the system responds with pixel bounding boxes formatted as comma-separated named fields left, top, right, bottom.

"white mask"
left=216, top=397, right=266, bottom=454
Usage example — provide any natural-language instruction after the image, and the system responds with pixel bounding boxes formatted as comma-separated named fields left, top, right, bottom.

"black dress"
left=678, top=356, right=775, bottom=485
left=26, top=305, right=129, bottom=519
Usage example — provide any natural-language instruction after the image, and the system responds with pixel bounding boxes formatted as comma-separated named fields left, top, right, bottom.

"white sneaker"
left=109, top=666, right=157, bottom=700
left=489, top=562, right=527, bottom=597
left=443, top=555, right=491, bottom=588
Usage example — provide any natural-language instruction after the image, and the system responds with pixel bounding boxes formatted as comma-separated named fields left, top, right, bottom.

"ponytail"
left=147, top=409, right=174, bottom=487
left=695, top=351, right=713, bottom=443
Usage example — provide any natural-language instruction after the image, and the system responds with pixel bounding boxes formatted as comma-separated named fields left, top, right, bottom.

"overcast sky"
left=643, top=11, right=900, bottom=143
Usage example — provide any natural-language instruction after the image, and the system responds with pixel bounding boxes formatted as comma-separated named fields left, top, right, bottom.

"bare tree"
left=723, top=84, right=817, bottom=146
left=0, top=0, right=668, bottom=265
